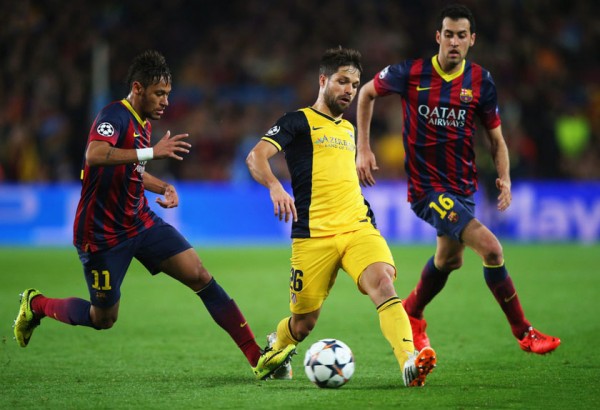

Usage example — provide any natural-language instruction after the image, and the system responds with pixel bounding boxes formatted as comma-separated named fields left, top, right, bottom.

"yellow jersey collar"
left=432, top=55, right=465, bottom=82
left=308, top=106, right=342, bottom=124
left=121, top=99, right=147, bottom=127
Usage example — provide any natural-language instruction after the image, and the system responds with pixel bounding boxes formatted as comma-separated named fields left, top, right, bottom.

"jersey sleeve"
left=89, top=103, right=127, bottom=146
left=261, top=111, right=308, bottom=151
left=477, top=70, right=502, bottom=130
left=373, top=61, right=411, bottom=96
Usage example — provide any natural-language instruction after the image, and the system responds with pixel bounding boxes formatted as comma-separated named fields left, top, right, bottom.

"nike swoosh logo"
left=240, top=322, right=248, bottom=328
left=403, top=338, right=413, bottom=343
left=416, top=86, right=431, bottom=91
left=504, top=292, right=517, bottom=303
left=312, top=126, right=324, bottom=130
left=133, top=132, right=141, bottom=137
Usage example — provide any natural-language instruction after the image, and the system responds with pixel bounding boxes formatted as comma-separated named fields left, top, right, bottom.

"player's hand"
left=270, top=185, right=297, bottom=223
left=496, top=178, right=512, bottom=211
left=153, top=131, right=191, bottom=160
left=156, top=184, right=179, bottom=208
left=356, top=148, right=379, bottom=187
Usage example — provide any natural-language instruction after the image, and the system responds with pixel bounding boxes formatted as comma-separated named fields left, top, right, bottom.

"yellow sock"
left=273, top=317, right=299, bottom=350
left=377, top=297, right=415, bottom=370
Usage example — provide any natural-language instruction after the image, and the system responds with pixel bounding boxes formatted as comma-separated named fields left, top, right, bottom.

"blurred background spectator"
left=1, top=0, right=598, bottom=184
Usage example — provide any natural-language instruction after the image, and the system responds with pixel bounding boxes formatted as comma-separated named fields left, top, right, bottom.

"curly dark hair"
left=126, top=50, right=172, bottom=89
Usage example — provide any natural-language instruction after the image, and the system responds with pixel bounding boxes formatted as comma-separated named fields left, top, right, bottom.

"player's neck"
left=435, top=55, right=462, bottom=75
left=125, top=95, right=145, bottom=121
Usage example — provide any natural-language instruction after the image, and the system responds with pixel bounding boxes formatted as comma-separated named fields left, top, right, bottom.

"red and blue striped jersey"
left=73, top=99, right=160, bottom=252
left=373, top=56, right=501, bottom=202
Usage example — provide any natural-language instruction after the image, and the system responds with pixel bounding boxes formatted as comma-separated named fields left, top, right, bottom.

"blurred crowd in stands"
left=1, top=0, right=598, bottom=184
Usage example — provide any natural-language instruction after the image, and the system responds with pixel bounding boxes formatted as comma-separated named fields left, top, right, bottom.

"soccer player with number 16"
left=356, top=4, right=560, bottom=355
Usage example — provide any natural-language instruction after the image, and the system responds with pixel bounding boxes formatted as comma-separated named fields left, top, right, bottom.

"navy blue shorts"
left=77, top=219, right=192, bottom=307
left=410, top=191, right=475, bottom=242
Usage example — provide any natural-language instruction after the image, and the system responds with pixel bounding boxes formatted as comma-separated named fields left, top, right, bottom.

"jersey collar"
left=432, top=55, right=465, bottom=82
left=308, top=106, right=342, bottom=124
left=121, top=99, right=147, bottom=127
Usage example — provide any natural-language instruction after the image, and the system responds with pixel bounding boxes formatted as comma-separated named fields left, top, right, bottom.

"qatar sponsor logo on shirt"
left=418, top=105, right=466, bottom=127
left=96, top=122, right=115, bottom=137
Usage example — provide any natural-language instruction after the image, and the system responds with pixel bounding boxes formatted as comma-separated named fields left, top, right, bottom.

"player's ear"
left=319, top=74, right=328, bottom=88
left=132, top=81, right=144, bottom=95
left=470, top=32, right=476, bottom=47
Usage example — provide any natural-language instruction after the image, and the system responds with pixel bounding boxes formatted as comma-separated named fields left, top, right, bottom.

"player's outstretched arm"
left=152, top=130, right=191, bottom=160
left=246, top=141, right=297, bottom=223
left=86, top=131, right=191, bottom=167
left=356, top=80, right=380, bottom=187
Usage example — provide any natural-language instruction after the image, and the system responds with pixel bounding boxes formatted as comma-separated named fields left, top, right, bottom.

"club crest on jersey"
left=266, top=125, right=280, bottom=136
left=448, top=211, right=459, bottom=223
left=96, top=122, right=115, bottom=137
left=460, top=88, right=473, bottom=103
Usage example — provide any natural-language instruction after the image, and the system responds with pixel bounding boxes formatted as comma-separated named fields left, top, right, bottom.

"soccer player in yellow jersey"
left=246, top=47, right=437, bottom=387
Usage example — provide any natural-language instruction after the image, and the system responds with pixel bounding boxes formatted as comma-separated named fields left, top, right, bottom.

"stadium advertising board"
left=0, top=181, right=598, bottom=246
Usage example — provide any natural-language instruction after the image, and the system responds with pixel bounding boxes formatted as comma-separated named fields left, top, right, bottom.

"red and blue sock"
left=404, top=256, right=451, bottom=319
left=196, top=278, right=261, bottom=366
left=31, top=295, right=93, bottom=327
left=484, top=263, right=531, bottom=338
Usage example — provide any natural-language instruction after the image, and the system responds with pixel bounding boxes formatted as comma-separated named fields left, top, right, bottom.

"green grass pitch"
left=1, top=244, right=599, bottom=409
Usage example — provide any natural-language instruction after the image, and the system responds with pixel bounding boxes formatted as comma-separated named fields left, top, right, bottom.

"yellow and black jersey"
left=262, top=107, right=376, bottom=238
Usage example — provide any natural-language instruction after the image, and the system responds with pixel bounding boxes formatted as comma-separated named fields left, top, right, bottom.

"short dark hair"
left=439, top=4, right=476, bottom=34
left=126, top=50, right=172, bottom=89
left=319, top=47, right=362, bottom=77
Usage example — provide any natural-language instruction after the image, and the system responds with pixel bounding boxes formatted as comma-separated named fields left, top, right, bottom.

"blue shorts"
left=410, top=191, right=475, bottom=242
left=77, top=219, right=192, bottom=307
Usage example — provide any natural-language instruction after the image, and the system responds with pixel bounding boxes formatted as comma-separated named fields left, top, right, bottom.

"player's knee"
left=479, top=240, right=504, bottom=265
left=361, top=263, right=395, bottom=294
left=92, top=315, right=117, bottom=330
left=483, top=248, right=504, bottom=266
left=373, top=270, right=395, bottom=294
left=90, top=307, right=118, bottom=330
left=438, top=256, right=462, bottom=272
left=188, top=263, right=212, bottom=290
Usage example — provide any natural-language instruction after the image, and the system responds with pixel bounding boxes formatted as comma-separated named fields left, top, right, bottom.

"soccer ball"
left=304, top=339, right=354, bottom=388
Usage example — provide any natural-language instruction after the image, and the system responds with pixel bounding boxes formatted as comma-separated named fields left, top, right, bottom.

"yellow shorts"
left=288, top=225, right=395, bottom=314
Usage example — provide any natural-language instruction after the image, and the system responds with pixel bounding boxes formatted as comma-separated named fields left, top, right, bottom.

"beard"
left=324, top=91, right=346, bottom=117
